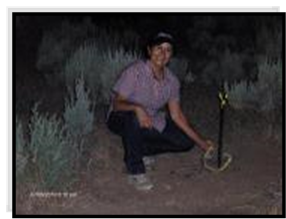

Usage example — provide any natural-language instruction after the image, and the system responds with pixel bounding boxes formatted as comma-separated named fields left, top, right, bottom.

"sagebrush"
left=64, top=76, right=94, bottom=153
left=28, top=105, right=77, bottom=191
left=63, top=42, right=139, bottom=105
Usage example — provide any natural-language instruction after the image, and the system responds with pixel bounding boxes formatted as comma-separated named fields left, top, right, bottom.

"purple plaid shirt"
left=108, top=60, right=180, bottom=132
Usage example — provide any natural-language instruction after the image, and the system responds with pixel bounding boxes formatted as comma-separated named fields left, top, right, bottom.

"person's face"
left=148, top=42, right=173, bottom=68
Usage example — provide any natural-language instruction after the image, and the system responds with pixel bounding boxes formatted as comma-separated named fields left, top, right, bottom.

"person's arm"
left=113, top=93, right=153, bottom=129
left=168, top=100, right=211, bottom=151
left=113, top=92, right=140, bottom=112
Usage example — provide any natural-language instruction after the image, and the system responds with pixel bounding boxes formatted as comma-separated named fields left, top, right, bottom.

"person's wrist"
left=134, top=105, right=141, bottom=114
left=134, top=104, right=145, bottom=114
left=202, top=143, right=209, bottom=151
left=205, top=140, right=214, bottom=151
left=199, top=139, right=208, bottom=151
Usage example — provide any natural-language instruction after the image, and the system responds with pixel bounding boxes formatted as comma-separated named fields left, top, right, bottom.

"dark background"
left=14, top=13, right=284, bottom=114
left=14, top=13, right=283, bottom=76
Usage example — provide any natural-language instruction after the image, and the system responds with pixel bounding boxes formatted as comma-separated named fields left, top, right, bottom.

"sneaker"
left=128, top=174, right=154, bottom=191
left=143, top=156, right=156, bottom=171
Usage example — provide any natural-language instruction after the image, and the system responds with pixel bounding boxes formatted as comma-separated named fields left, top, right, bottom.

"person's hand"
left=135, top=106, right=153, bottom=129
left=202, top=139, right=215, bottom=152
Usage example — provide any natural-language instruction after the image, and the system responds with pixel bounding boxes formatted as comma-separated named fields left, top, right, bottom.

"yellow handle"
left=218, top=92, right=228, bottom=109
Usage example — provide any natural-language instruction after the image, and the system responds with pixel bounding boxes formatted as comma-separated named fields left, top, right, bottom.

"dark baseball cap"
left=147, top=32, right=175, bottom=47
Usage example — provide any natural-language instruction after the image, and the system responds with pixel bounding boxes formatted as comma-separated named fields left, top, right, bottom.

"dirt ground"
left=15, top=85, right=283, bottom=216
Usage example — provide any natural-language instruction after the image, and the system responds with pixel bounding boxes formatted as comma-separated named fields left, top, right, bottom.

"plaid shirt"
left=108, top=60, right=180, bottom=132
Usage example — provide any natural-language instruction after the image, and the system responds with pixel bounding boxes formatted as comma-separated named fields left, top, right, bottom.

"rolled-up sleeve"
left=113, top=66, right=137, bottom=98
left=169, top=76, right=180, bottom=102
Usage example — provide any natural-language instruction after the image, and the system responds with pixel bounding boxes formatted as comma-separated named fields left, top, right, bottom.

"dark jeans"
left=106, top=111, right=195, bottom=174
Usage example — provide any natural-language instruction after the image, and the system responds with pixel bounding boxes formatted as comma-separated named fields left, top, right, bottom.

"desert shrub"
left=16, top=117, right=28, bottom=179
left=63, top=42, right=139, bottom=105
left=62, top=41, right=102, bottom=96
left=28, top=105, right=77, bottom=191
left=64, top=76, right=94, bottom=148
left=36, top=19, right=140, bottom=86
left=256, top=57, right=282, bottom=111
left=99, top=47, right=139, bottom=104
left=37, top=18, right=140, bottom=105
left=186, top=16, right=270, bottom=86
left=225, top=18, right=282, bottom=111
left=225, top=56, right=282, bottom=112
left=224, top=81, right=257, bottom=110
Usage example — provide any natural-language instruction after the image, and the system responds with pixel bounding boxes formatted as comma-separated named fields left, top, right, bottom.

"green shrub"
left=64, top=76, right=94, bottom=141
left=63, top=42, right=139, bottom=105
left=99, top=47, right=139, bottom=104
left=62, top=41, right=101, bottom=97
left=28, top=105, right=77, bottom=191
left=256, top=57, right=282, bottom=111
left=36, top=19, right=140, bottom=87
left=224, top=80, right=257, bottom=109
left=225, top=19, right=282, bottom=112
left=16, top=117, right=28, bottom=179
left=225, top=56, right=282, bottom=112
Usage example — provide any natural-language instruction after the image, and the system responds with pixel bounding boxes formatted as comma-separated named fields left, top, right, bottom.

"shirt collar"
left=146, top=60, right=167, bottom=82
